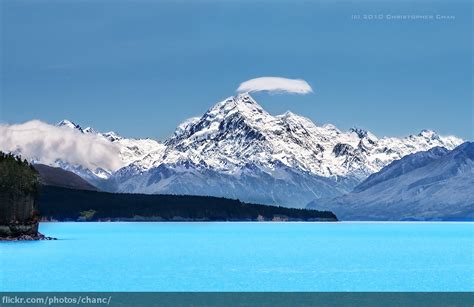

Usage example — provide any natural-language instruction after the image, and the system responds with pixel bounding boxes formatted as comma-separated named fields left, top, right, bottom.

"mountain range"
left=37, top=93, right=463, bottom=209
left=307, top=142, right=474, bottom=220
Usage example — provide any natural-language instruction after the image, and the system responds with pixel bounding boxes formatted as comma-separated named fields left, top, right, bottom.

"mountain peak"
left=233, top=92, right=261, bottom=108
left=57, top=119, right=79, bottom=128
left=101, top=131, right=123, bottom=142
left=277, top=111, right=319, bottom=131
left=83, top=127, right=97, bottom=134
left=280, top=110, right=296, bottom=117
left=418, top=129, right=438, bottom=139
left=56, top=119, right=123, bottom=141
left=322, top=123, right=339, bottom=131
left=57, top=119, right=83, bottom=132
left=349, top=127, right=368, bottom=138
left=205, top=93, right=268, bottom=121
left=349, top=127, right=378, bottom=142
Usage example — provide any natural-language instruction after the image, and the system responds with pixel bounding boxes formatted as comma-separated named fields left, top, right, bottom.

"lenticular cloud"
left=0, top=120, right=122, bottom=171
left=237, top=77, right=313, bottom=95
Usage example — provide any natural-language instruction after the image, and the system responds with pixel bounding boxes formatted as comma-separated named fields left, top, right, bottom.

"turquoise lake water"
left=1, top=222, right=473, bottom=291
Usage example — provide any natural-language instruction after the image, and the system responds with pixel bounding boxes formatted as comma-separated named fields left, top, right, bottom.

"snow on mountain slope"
left=308, top=142, right=474, bottom=220
left=0, top=120, right=123, bottom=188
left=111, top=93, right=463, bottom=207
left=3, top=89, right=464, bottom=209
left=57, top=119, right=83, bottom=131
left=57, top=120, right=165, bottom=167
left=54, top=119, right=165, bottom=187
left=6, top=93, right=463, bottom=207
left=135, top=93, right=462, bottom=178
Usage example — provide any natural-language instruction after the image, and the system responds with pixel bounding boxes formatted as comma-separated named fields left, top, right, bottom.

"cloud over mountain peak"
left=237, top=77, right=313, bottom=95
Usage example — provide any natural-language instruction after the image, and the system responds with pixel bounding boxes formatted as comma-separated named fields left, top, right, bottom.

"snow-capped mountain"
left=4, top=92, right=463, bottom=208
left=10, top=93, right=462, bottom=207
left=307, top=142, right=474, bottom=220
left=163, top=94, right=460, bottom=178
left=55, top=119, right=165, bottom=187
left=108, top=93, right=463, bottom=207
left=57, top=119, right=165, bottom=167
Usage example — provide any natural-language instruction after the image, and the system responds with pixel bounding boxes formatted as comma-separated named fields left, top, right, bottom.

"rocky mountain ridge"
left=6, top=93, right=464, bottom=207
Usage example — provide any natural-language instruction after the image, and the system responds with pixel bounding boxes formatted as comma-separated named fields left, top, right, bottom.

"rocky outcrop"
left=0, top=194, right=38, bottom=237
left=0, top=152, right=54, bottom=240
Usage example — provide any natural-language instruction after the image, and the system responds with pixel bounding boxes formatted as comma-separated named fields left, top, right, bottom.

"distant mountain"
left=307, top=142, right=474, bottom=220
left=55, top=119, right=165, bottom=188
left=34, top=164, right=99, bottom=191
left=3, top=93, right=463, bottom=208
left=121, top=94, right=461, bottom=179
left=109, top=93, right=462, bottom=207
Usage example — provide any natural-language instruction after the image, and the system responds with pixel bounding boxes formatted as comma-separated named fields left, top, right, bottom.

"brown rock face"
left=0, top=194, right=40, bottom=238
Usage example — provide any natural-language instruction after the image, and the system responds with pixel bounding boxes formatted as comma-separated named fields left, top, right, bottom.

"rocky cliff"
left=0, top=152, right=48, bottom=240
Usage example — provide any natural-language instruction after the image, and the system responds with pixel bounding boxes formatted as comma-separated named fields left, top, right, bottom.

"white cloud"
left=237, top=77, right=313, bottom=94
left=0, top=120, right=123, bottom=171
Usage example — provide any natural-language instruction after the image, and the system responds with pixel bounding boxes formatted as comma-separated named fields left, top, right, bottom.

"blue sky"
left=1, top=0, right=472, bottom=140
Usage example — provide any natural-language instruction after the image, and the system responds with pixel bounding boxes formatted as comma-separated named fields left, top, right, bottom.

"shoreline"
left=37, top=219, right=473, bottom=223
left=0, top=232, right=57, bottom=241
left=38, top=218, right=338, bottom=223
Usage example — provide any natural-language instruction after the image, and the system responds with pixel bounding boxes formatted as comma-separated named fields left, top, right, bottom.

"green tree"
left=79, top=209, right=97, bottom=221
left=0, top=151, right=39, bottom=197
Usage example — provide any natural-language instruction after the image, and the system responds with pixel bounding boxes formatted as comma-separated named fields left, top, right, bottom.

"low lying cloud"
left=237, top=77, right=313, bottom=94
left=0, top=120, right=123, bottom=171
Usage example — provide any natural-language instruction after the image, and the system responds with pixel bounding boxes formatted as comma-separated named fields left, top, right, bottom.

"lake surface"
left=1, top=222, right=473, bottom=291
